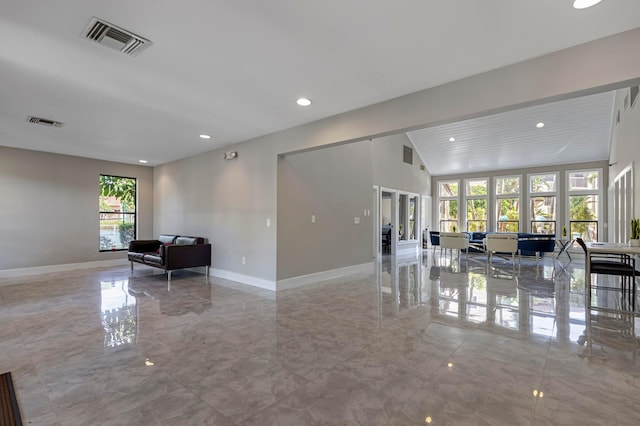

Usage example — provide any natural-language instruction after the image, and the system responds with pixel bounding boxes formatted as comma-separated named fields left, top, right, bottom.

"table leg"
left=556, top=239, right=574, bottom=261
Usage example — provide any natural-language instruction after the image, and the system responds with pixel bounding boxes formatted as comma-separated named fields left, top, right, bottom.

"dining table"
left=556, top=238, right=575, bottom=260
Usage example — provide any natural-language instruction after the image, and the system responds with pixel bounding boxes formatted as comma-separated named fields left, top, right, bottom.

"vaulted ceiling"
left=1, top=1, right=639, bottom=168
left=407, top=91, right=616, bottom=176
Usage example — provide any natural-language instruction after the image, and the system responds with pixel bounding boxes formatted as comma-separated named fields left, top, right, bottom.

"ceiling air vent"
left=82, top=17, right=152, bottom=56
left=27, top=116, right=64, bottom=128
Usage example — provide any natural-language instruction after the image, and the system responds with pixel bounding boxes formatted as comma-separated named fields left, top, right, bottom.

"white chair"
left=440, top=232, right=470, bottom=260
left=484, top=233, right=519, bottom=266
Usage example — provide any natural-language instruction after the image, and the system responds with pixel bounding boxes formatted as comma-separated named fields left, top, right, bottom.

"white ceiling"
left=407, top=90, right=616, bottom=176
left=1, top=1, right=640, bottom=167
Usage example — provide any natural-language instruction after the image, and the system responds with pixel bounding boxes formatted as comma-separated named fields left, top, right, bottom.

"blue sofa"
left=467, top=232, right=555, bottom=257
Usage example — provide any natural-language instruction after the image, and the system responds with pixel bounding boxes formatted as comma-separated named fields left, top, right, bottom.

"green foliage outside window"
left=498, top=198, right=519, bottom=232
left=498, top=198, right=519, bottom=219
left=467, top=199, right=487, bottom=231
left=466, top=179, right=487, bottom=196
left=99, top=175, right=136, bottom=212
left=439, top=181, right=459, bottom=197
left=569, top=195, right=598, bottom=239
left=496, top=177, right=519, bottom=195
left=569, top=195, right=597, bottom=220
left=118, top=222, right=135, bottom=244
left=99, top=175, right=136, bottom=250
left=439, top=199, right=458, bottom=231
left=530, top=174, right=556, bottom=193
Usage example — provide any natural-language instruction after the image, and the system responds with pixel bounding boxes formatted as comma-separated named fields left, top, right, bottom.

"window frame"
left=494, top=175, right=522, bottom=233
left=527, top=172, right=558, bottom=235
left=464, top=177, right=488, bottom=232
left=99, top=174, right=137, bottom=252
left=437, top=179, right=460, bottom=232
left=565, top=168, right=602, bottom=242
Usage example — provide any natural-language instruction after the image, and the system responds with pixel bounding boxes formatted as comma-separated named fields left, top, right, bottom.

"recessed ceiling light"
left=536, top=122, right=545, bottom=128
left=296, top=97, right=312, bottom=107
left=138, top=159, right=148, bottom=164
left=199, top=134, right=211, bottom=139
left=449, top=137, right=455, bottom=142
left=573, top=0, right=602, bottom=9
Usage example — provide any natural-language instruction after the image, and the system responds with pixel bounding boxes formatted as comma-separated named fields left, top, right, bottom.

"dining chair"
left=381, top=228, right=391, bottom=254
left=430, top=231, right=441, bottom=254
left=576, top=238, right=638, bottom=312
left=440, top=232, right=469, bottom=261
left=484, top=233, right=519, bottom=266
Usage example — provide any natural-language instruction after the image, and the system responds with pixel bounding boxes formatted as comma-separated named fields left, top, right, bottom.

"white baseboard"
left=0, top=258, right=129, bottom=280
left=276, top=262, right=374, bottom=291
left=209, top=268, right=276, bottom=291
left=1, top=261, right=377, bottom=293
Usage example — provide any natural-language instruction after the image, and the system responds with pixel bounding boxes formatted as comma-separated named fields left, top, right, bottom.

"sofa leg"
left=167, top=270, right=172, bottom=282
left=130, top=262, right=134, bottom=273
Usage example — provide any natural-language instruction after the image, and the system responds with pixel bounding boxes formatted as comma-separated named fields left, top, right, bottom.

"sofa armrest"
left=128, top=240, right=161, bottom=253
left=165, top=244, right=212, bottom=270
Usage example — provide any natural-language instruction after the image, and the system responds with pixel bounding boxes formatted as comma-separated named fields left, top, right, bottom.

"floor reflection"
left=4, top=252, right=640, bottom=424
left=127, top=273, right=212, bottom=316
left=99, top=274, right=214, bottom=349
left=578, top=311, right=640, bottom=359
left=100, top=278, right=137, bottom=348
left=379, top=257, right=423, bottom=314
left=378, top=252, right=591, bottom=341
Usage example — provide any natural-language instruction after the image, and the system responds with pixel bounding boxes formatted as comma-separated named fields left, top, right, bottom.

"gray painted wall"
left=0, top=146, right=153, bottom=270
left=153, top=28, right=640, bottom=284
left=4, top=29, right=640, bottom=282
left=372, top=133, right=431, bottom=195
left=277, top=140, right=373, bottom=280
left=153, top=139, right=277, bottom=281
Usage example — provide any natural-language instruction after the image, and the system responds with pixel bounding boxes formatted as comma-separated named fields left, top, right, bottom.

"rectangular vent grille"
left=82, top=17, right=152, bottom=56
left=403, top=145, right=413, bottom=165
left=27, top=116, right=64, bottom=128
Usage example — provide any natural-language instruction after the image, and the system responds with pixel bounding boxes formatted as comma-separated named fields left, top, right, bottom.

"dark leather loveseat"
left=128, top=234, right=211, bottom=280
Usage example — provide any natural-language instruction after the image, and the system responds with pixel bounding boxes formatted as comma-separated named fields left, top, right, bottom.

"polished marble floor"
left=1, top=252, right=640, bottom=425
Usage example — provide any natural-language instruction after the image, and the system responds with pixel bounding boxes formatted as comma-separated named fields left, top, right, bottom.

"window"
left=567, top=170, right=601, bottom=242
left=529, top=173, right=557, bottom=234
left=99, top=175, right=137, bottom=251
left=465, top=178, right=488, bottom=231
left=495, top=176, right=521, bottom=232
left=438, top=180, right=459, bottom=231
